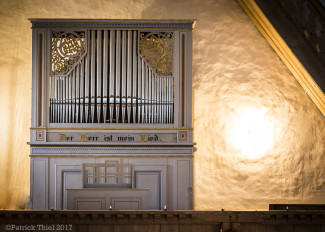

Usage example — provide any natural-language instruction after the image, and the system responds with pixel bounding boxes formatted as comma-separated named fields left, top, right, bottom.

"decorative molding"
left=30, top=127, right=193, bottom=130
left=238, top=0, right=325, bottom=116
left=29, top=19, right=196, bottom=30
left=178, top=131, right=188, bottom=142
left=31, top=147, right=193, bottom=156
left=28, top=142, right=195, bottom=147
left=36, top=130, right=44, bottom=141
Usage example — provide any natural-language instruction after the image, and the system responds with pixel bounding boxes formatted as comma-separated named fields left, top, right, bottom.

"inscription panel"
left=46, top=132, right=177, bottom=143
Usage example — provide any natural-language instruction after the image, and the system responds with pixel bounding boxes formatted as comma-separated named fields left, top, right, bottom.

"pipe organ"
left=29, top=19, right=195, bottom=210
left=50, top=30, right=174, bottom=124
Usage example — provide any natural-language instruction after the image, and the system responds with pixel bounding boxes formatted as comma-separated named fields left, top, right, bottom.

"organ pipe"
left=50, top=30, right=174, bottom=124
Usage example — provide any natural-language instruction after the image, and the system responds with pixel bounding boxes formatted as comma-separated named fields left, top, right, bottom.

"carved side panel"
left=51, top=31, right=86, bottom=76
left=139, top=32, right=173, bottom=76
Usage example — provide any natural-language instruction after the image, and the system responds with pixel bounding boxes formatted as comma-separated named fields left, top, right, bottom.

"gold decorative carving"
left=139, top=32, right=173, bottom=76
left=51, top=31, right=86, bottom=76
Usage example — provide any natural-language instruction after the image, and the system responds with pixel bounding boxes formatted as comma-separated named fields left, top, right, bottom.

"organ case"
left=29, top=19, right=195, bottom=210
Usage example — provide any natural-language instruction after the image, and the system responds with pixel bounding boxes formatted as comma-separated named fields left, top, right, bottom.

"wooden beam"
left=238, top=0, right=325, bottom=116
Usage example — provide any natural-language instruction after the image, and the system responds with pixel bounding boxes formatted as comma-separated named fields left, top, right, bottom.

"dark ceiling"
left=255, top=0, right=325, bottom=95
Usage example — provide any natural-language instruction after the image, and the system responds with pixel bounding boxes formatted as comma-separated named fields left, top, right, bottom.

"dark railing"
left=1, top=210, right=325, bottom=232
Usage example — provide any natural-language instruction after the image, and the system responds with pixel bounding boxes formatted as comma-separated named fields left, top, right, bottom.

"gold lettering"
left=80, top=134, right=88, bottom=142
left=139, top=134, right=148, bottom=142
left=58, top=133, right=67, bottom=142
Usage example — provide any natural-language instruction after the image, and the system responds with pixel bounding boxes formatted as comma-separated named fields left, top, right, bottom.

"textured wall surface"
left=0, top=0, right=324, bottom=210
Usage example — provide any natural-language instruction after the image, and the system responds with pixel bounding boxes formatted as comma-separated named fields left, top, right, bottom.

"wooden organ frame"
left=29, top=19, right=195, bottom=210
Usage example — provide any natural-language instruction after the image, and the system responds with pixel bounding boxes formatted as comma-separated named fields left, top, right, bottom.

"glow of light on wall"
left=226, top=108, right=274, bottom=159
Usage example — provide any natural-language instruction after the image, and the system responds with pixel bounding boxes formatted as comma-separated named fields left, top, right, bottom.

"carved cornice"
left=238, top=0, right=325, bottom=116
left=29, top=19, right=196, bottom=30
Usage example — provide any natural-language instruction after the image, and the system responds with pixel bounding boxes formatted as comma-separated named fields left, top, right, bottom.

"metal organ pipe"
left=103, top=30, right=108, bottom=123
left=50, top=30, right=174, bottom=124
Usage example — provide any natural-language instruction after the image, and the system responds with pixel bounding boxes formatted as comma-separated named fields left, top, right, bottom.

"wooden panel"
left=37, top=32, right=43, bottom=127
left=114, top=225, right=134, bottom=232
left=100, top=225, right=114, bottom=232
left=295, top=225, right=321, bottom=232
left=176, top=160, right=190, bottom=210
left=32, top=159, right=47, bottom=209
left=2, top=210, right=325, bottom=232
left=270, top=204, right=325, bottom=210
left=135, top=171, right=161, bottom=210
left=240, top=224, right=268, bottom=232
left=64, top=171, right=82, bottom=188
left=132, top=164, right=167, bottom=209
left=272, top=225, right=294, bottom=232
left=88, top=225, right=111, bottom=232
left=179, top=224, right=200, bottom=232
left=204, top=224, right=220, bottom=232
left=53, top=161, right=86, bottom=210
left=134, top=225, right=160, bottom=232
left=62, top=170, right=82, bottom=209
left=321, top=224, right=325, bottom=232
left=76, top=225, right=89, bottom=232
left=161, top=225, right=178, bottom=232
left=77, top=199, right=104, bottom=210
left=180, top=34, right=185, bottom=126
left=67, top=188, right=150, bottom=210
left=113, top=200, right=140, bottom=210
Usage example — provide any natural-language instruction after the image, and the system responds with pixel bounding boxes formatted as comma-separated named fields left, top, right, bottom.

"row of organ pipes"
left=50, top=30, right=174, bottom=124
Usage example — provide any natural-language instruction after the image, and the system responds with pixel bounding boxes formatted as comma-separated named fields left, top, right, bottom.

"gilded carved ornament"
left=51, top=31, right=86, bottom=76
left=139, top=32, right=173, bottom=76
